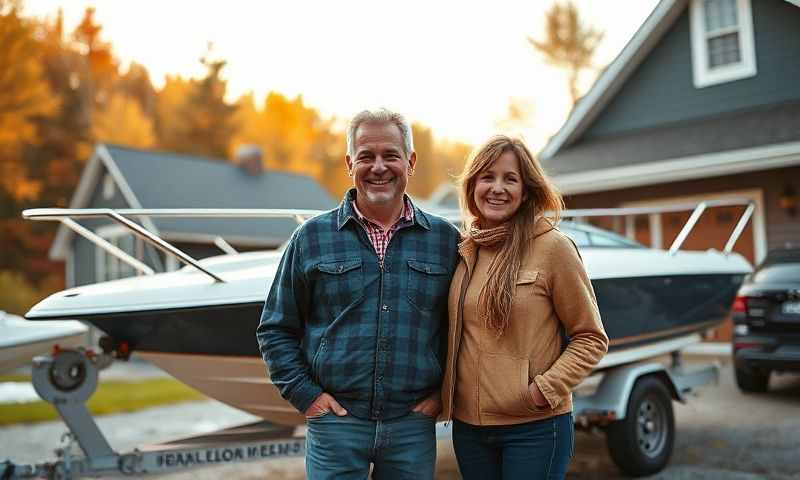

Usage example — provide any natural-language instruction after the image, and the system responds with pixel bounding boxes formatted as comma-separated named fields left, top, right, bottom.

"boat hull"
left=74, top=273, right=741, bottom=358
left=0, top=316, right=88, bottom=372
left=137, top=331, right=710, bottom=426
left=25, top=242, right=750, bottom=426
left=137, top=351, right=305, bottom=425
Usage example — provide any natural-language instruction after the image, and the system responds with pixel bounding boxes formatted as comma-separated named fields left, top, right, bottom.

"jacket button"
left=382, top=304, right=389, bottom=311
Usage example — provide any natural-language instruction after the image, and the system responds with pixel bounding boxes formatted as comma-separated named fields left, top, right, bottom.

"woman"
left=440, top=135, right=608, bottom=479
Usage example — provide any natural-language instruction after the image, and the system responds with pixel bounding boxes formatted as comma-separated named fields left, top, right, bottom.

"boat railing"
left=22, top=208, right=323, bottom=283
left=558, top=198, right=755, bottom=256
left=22, top=198, right=754, bottom=283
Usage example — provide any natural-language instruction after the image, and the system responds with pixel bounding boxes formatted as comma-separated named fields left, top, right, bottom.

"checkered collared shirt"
left=351, top=196, right=414, bottom=264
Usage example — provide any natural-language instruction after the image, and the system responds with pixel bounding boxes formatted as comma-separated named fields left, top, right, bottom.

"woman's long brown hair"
left=458, top=135, right=564, bottom=337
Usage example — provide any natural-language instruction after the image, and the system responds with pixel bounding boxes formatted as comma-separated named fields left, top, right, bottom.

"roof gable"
left=49, top=144, right=337, bottom=260
left=540, top=0, right=686, bottom=159
left=541, top=0, right=800, bottom=159
left=49, top=144, right=150, bottom=260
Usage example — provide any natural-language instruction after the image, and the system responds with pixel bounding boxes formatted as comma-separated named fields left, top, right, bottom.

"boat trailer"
left=5, top=200, right=740, bottom=478
left=2, top=347, right=718, bottom=479
left=0, top=348, right=305, bottom=479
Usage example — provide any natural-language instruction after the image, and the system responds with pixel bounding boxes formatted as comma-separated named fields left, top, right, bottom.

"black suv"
left=732, top=248, right=800, bottom=392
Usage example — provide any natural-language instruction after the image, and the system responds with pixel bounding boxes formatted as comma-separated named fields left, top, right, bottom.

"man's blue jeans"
left=452, top=413, right=574, bottom=480
left=305, top=410, right=437, bottom=480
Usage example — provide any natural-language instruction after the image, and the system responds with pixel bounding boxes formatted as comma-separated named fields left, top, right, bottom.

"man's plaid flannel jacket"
left=256, top=189, right=460, bottom=420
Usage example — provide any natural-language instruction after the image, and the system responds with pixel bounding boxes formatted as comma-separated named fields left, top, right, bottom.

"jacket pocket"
left=406, top=260, right=449, bottom=312
left=516, top=270, right=539, bottom=287
left=315, top=259, right=364, bottom=316
left=311, top=337, right=327, bottom=381
left=478, top=352, right=538, bottom=417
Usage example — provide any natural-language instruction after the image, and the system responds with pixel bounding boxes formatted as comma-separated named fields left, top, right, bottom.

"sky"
left=24, top=0, right=660, bottom=150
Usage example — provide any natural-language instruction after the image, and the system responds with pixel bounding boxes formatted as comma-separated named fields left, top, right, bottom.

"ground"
left=1, top=356, right=798, bottom=479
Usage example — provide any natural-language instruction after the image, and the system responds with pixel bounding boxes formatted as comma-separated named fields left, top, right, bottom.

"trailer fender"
left=574, top=362, right=681, bottom=421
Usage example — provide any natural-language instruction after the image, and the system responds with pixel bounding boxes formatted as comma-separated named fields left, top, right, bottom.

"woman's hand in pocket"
left=528, top=381, right=549, bottom=408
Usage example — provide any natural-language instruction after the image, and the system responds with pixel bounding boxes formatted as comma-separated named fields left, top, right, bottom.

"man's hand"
left=529, top=381, right=549, bottom=408
left=304, top=392, right=347, bottom=418
left=412, top=392, right=442, bottom=418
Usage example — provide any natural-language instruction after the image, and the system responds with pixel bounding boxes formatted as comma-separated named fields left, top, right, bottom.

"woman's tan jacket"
left=440, top=218, right=609, bottom=425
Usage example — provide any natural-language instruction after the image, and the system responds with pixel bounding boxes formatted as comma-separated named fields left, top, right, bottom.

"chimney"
left=235, top=144, right=264, bottom=176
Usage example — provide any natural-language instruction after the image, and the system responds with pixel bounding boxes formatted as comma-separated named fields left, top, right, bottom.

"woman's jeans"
left=305, top=410, right=436, bottom=480
left=452, top=413, right=574, bottom=480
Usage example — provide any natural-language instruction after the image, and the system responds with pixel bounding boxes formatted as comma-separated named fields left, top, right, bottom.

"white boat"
left=0, top=311, right=87, bottom=373
left=21, top=201, right=754, bottom=425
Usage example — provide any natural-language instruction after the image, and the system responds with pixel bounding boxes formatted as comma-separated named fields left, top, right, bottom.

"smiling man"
left=256, top=109, right=460, bottom=479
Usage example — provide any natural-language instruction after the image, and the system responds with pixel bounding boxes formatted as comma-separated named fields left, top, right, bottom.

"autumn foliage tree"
left=92, top=93, right=156, bottom=148
left=0, top=0, right=58, bottom=203
left=71, top=7, right=116, bottom=115
left=0, top=4, right=473, bottom=315
left=528, top=1, right=603, bottom=105
left=155, top=74, right=192, bottom=151
left=229, top=92, right=349, bottom=195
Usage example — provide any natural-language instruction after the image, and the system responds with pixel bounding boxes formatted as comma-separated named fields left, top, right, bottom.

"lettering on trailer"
left=155, top=440, right=304, bottom=469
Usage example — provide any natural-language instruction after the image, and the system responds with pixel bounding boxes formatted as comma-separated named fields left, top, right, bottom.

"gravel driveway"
left=1, top=357, right=798, bottom=479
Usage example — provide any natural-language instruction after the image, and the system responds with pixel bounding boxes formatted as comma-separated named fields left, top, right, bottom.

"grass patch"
left=0, top=378, right=205, bottom=426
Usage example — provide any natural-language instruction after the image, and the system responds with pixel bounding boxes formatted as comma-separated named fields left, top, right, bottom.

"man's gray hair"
left=346, top=108, right=414, bottom=157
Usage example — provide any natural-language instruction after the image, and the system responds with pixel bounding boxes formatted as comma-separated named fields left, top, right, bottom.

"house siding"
left=563, top=165, right=800, bottom=254
left=72, top=168, right=133, bottom=286
left=582, top=0, right=800, bottom=140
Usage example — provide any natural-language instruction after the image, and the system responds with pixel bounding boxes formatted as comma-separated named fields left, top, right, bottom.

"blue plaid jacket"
left=256, top=190, right=460, bottom=420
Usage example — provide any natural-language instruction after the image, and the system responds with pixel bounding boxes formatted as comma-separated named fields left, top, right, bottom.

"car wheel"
left=734, top=365, right=769, bottom=393
left=606, top=376, right=675, bottom=477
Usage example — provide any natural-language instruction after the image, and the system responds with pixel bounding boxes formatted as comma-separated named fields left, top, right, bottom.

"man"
left=256, top=108, right=460, bottom=479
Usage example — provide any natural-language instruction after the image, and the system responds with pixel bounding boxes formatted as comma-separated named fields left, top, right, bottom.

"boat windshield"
left=559, top=222, right=645, bottom=249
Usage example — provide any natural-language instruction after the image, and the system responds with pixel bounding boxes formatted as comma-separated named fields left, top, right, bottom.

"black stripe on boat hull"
left=61, top=273, right=742, bottom=358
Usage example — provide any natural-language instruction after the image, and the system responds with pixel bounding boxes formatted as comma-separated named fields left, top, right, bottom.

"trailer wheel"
left=606, top=376, right=674, bottom=477
left=734, top=365, right=769, bottom=393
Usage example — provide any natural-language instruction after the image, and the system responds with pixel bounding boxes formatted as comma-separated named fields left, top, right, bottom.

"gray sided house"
left=540, top=0, right=800, bottom=340
left=50, top=144, right=336, bottom=287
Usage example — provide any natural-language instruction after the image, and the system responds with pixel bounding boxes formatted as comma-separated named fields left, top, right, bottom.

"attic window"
left=690, top=0, right=757, bottom=88
left=102, top=173, right=116, bottom=200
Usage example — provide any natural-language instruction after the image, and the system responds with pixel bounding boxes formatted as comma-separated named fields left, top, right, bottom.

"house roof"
left=540, top=0, right=800, bottom=193
left=49, top=144, right=337, bottom=260
left=540, top=0, right=687, bottom=160
left=547, top=101, right=800, bottom=176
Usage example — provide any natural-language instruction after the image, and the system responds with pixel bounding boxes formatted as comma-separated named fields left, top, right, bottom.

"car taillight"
left=732, top=295, right=748, bottom=314
left=734, top=341, right=763, bottom=351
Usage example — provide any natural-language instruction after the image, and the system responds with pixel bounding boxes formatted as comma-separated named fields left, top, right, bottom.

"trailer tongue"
left=1, top=349, right=304, bottom=480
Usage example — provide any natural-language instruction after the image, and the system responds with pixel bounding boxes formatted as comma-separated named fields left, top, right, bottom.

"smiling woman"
left=442, top=135, right=608, bottom=480
left=472, top=150, right=526, bottom=228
